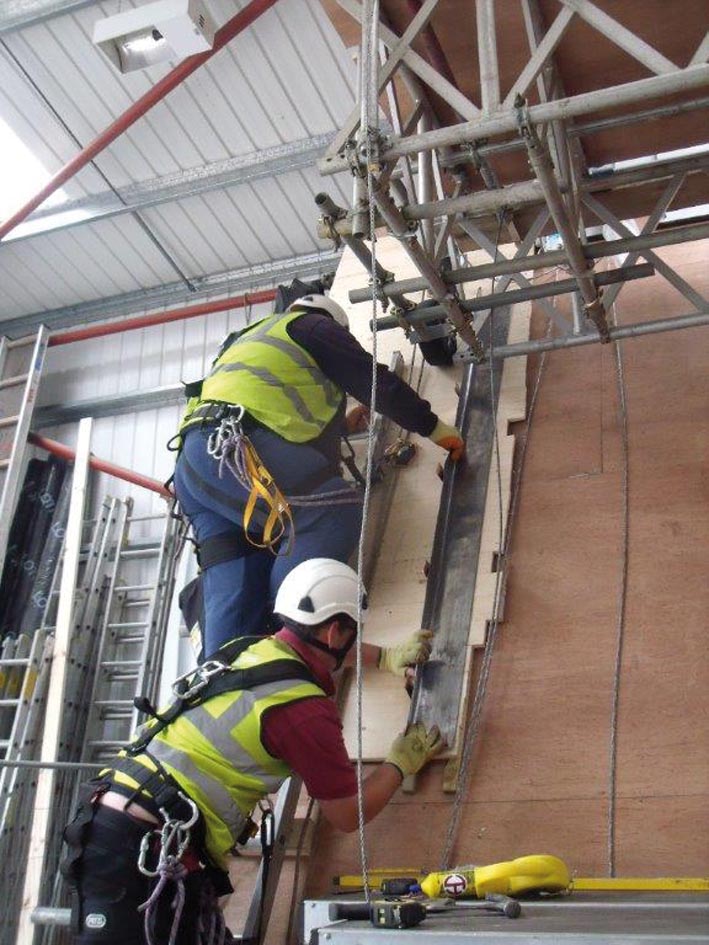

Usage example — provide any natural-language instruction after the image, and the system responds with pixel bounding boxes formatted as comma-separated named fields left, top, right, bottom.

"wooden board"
left=302, top=236, right=709, bottom=897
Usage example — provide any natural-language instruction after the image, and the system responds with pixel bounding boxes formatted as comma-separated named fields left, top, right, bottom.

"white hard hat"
left=274, top=558, right=366, bottom=627
left=287, top=294, right=350, bottom=330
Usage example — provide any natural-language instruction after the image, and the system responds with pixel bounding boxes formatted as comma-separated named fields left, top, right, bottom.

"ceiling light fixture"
left=93, top=0, right=216, bottom=74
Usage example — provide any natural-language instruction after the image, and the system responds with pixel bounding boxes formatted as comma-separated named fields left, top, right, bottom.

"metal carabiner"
left=171, top=659, right=227, bottom=700
left=137, top=828, right=163, bottom=877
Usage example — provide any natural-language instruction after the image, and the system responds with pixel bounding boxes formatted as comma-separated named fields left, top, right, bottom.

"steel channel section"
left=407, top=312, right=509, bottom=746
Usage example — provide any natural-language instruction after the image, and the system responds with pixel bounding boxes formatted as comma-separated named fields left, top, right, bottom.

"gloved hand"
left=385, top=722, right=444, bottom=779
left=345, top=404, right=371, bottom=434
left=429, top=419, right=464, bottom=461
left=378, top=629, right=433, bottom=675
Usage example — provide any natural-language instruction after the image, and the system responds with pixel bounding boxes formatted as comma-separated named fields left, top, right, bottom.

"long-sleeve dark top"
left=289, top=311, right=438, bottom=430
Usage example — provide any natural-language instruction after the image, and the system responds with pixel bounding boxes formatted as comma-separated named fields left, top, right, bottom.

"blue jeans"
left=174, top=426, right=362, bottom=655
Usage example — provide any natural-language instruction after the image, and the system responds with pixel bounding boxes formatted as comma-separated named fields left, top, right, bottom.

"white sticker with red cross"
left=442, top=873, right=468, bottom=896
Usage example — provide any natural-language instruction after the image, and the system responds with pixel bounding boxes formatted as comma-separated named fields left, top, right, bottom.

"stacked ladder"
left=0, top=327, right=50, bottom=579
left=37, top=504, right=184, bottom=945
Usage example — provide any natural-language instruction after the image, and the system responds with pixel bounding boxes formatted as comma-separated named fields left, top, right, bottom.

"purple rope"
left=139, top=858, right=188, bottom=945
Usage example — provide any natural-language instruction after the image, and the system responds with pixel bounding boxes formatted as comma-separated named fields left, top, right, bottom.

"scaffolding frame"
left=317, top=0, right=709, bottom=360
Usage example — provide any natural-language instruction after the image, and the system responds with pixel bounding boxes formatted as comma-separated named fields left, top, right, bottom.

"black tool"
left=425, top=894, right=521, bottom=919
left=330, top=900, right=427, bottom=929
left=380, top=877, right=419, bottom=897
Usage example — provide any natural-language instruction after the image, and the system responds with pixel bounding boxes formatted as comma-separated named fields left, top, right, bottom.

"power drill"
left=330, top=900, right=427, bottom=929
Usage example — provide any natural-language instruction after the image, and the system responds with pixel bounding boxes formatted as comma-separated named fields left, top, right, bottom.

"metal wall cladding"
left=0, top=0, right=356, bottom=320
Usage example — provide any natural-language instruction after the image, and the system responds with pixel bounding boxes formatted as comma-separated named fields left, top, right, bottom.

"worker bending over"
left=172, top=294, right=464, bottom=655
left=60, top=558, right=443, bottom=944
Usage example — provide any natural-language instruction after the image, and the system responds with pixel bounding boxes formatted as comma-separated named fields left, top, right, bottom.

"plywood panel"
left=305, top=238, right=709, bottom=895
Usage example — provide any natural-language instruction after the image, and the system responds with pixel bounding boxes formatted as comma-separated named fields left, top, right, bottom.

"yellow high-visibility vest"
left=114, top=636, right=327, bottom=868
left=181, top=311, right=344, bottom=443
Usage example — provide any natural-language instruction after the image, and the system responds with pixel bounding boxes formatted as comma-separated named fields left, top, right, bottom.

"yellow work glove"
left=385, top=722, right=444, bottom=779
left=429, top=419, right=464, bottom=461
left=378, top=629, right=433, bottom=675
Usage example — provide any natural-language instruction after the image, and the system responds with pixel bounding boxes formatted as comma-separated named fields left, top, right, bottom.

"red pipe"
left=0, top=0, right=280, bottom=242
left=48, top=288, right=276, bottom=347
left=29, top=432, right=171, bottom=498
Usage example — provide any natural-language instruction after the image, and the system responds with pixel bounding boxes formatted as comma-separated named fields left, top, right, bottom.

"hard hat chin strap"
left=292, top=622, right=358, bottom=671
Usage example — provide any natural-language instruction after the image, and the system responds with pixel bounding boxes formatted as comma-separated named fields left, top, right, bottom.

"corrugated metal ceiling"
left=0, top=0, right=356, bottom=327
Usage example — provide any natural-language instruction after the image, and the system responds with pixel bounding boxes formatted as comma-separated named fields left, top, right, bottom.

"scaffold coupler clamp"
left=585, top=290, right=611, bottom=343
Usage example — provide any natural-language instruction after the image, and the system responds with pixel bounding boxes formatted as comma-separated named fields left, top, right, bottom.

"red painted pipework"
left=28, top=432, right=171, bottom=498
left=48, top=288, right=277, bottom=347
left=0, top=0, right=280, bottom=242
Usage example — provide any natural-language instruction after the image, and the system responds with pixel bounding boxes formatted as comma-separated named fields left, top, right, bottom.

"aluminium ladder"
left=0, top=327, right=51, bottom=581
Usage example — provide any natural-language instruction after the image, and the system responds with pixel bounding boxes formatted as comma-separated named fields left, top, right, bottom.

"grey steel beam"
left=0, top=0, right=95, bottom=34
left=348, top=221, right=709, bottom=302
left=2, top=249, right=341, bottom=338
left=9, top=134, right=339, bottom=243
left=319, top=64, right=709, bottom=172
left=36, top=385, right=184, bottom=428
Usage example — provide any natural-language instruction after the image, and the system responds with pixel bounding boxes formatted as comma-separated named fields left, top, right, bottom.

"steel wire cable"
left=607, top=300, right=630, bottom=877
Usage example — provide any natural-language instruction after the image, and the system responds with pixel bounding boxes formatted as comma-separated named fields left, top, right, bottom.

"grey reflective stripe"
left=214, top=362, right=320, bottom=427
left=256, top=335, right=341, bottom=410
left=150, top=739, right=253, bottom=841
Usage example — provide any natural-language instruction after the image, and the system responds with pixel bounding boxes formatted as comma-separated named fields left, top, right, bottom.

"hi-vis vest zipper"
left=116, top=636, right=327, bottom=867
left=181, top=311, right=344, bottom=443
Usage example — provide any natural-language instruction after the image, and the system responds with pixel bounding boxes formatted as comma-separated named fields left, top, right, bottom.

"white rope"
left=607, top=300, right=630, bottom=876
left=354, top=0, right=381, bottom=902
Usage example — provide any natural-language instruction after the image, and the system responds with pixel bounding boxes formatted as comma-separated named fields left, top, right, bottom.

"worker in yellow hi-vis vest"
left=60, top=559, right=443, bottom=944
left=171, top=294, right=464, bottom=657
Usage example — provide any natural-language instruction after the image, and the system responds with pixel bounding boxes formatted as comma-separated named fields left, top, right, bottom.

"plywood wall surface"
left=306, top=238, right=709, bottom=892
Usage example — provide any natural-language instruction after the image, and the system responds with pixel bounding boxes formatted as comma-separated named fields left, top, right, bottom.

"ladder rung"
left=119, top=548, right=159, bottom=560
left=0, top=372, right=29, bottom=391
left=123, top=599, right=151, bottom=608
left=0, top=415, right=20, bottom=429
left=115, top=635, right=147, bottom=645
left=101, top=660, right=142, bottom=669
left=0, top=658, right=30, bottom=668
left=87, top=740, right=126, bottom=750
left=108, top=622, right=148, bottom=631
left=6, top=334, right=37, bottom=349
left=0, top=698, right=20, bottom=707
left=114, top=584, right=153, bottom=594
left=0, top=458, right=10, bottom=470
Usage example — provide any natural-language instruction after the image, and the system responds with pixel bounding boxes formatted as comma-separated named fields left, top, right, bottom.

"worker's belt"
left=185, top=401, right=262, bottom=432
left=104, top=753, right=199, bottom=826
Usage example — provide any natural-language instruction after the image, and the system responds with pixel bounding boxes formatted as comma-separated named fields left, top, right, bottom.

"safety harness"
left=62, top=636, right=324, bottom=944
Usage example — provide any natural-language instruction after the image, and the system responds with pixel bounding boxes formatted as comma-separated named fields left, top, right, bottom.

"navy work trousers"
left=174, top=426, right=362, bottom=655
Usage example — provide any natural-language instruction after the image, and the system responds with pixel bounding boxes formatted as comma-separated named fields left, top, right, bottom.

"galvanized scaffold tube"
left=515, top=96, right=609, bottom=340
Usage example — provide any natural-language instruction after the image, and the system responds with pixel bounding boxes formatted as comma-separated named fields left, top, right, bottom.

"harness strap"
left=127, top=638, right=322, bottom=756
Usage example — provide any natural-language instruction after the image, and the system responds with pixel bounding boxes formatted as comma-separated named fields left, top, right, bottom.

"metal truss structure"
left=316, top=0, right=709, bottom=362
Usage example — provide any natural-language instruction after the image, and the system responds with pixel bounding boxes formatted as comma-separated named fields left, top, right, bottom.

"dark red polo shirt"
left=260, top=627, right=358, bottom=800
